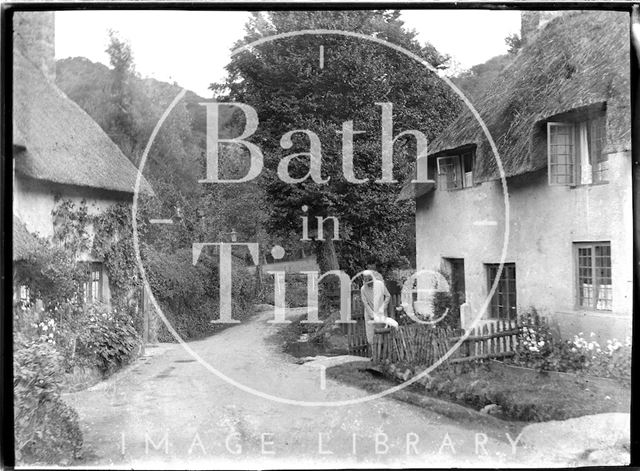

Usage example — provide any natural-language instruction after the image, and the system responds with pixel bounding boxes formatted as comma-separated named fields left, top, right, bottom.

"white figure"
left=360, top=270, right=399, bottom=344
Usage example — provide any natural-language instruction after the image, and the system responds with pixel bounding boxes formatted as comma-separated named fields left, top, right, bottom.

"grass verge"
left=326, top=360, right=524, bottom=440
left=326, top=359, right=630, bottom=424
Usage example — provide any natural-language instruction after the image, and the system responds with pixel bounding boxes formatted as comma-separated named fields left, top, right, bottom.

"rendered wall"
left=415, top=151, right=632, bottom=341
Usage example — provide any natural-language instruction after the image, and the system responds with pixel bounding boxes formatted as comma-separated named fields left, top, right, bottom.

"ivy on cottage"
left=51, top=197, right=140, bottom=304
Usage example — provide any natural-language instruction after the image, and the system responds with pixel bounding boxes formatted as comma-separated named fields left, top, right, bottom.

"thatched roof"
left=427, top=11, right=630, bottom=183
left=13, top=215, right=40, bottom=261
left=13, top=51, right=153, bottom=195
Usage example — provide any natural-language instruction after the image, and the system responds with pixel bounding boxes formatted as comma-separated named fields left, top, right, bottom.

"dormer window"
left=547, top=112, right=607, bottom=186
left=436, top=150, right=474, bottom=190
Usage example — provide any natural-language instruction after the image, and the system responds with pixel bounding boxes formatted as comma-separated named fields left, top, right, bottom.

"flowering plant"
left=514, top=309, right=587, bottom=373
left=513, top=309, right=631, bottom=385
left=572, top=332, right=631, bottom=384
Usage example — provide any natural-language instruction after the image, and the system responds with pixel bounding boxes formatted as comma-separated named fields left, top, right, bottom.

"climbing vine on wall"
left=51, top=198, right=140, bottom=307
left=51, top=197, right=92, bottom=257
left=92, top=202, right=140, bottom=300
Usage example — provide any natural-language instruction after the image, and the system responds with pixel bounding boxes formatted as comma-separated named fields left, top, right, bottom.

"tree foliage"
left=505, top=33, right=523, bottom=55
left=215, top=10, right=462, bottom=276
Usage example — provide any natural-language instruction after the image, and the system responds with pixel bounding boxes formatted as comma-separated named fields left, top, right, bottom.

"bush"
left=573, top=333, right=631, bottom=385
left=14, top=241, right=85, bottom=311
left=73, top=303, right=141, bottom=376
left=145, top=246, right=259, bottom=341
left=14, top=334, right=83, bottom=464
left=512, top=308, right=586, bottom=373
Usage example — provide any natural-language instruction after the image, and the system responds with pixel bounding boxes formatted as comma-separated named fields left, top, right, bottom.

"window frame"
left=486, top=263, right=517, bottom=321
left=547, top=121, right=576, bottom=186
left=574, top=241, right=612, bottom=311
left=547, top=111, right=608, bottom=187
left=436, top=150, right=474, bottom=191
left=83, top=262, right=104, bottom=304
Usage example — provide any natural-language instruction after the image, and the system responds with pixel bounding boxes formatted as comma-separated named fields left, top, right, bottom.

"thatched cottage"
left=12, top=12, right=151, bottom=305
left=399, top=11, right=632, bottom=340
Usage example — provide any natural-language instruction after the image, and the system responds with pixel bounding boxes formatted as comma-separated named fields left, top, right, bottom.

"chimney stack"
left=14, top=11, right=56, bottom=81
left=520, top=11, right=541, bottom=45
left=521, top=11, right=564, bottom=45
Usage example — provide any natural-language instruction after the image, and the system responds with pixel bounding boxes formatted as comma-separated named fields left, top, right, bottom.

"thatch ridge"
left=428, top=11, right=630, bottom=183
left=13, top=51, right=153, bottom=195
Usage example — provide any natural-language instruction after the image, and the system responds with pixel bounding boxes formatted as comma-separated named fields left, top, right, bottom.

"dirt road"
left=64, top=308, right=542, bottom=468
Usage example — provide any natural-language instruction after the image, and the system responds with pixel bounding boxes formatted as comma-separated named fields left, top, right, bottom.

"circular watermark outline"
left=132, top=29, right=510, bottom=407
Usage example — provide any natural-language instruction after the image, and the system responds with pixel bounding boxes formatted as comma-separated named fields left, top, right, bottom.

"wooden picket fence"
left=371, top=319, right=522, bottom=367
left=371, top=324, right=455, bottom=364
left=448, top=319, right=520, bottom=363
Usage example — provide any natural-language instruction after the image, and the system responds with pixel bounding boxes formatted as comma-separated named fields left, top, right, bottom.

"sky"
left=55, top=10, right=521, bottom=97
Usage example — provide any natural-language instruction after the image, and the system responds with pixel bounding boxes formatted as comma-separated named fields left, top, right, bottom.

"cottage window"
left=547, top=114, right=607, bottom=186
left=436, top=151, right=474, bottom=190
left=18, top=285, right=31, bottom=305
left=486, top=263, right=516, bottom=320
left=575, top=242, right=611, bottom=311
left=83, top=262, right=104, bottom=303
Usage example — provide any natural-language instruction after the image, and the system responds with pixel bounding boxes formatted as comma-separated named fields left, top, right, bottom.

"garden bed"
left=326, top=360, right=630, bottom=423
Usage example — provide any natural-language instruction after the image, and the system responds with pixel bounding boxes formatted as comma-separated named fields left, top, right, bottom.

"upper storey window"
left=436, top=150, right=474, bottom=190
left=547, top=112, right=607, bottom=186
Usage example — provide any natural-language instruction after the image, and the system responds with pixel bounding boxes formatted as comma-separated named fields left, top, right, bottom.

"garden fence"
left=370, top=319, right=523, bottom=367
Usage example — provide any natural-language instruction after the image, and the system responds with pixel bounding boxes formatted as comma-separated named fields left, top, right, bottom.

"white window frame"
left=547, top=114, right=608, bottom=187
left=574, top=242, right=612, bottom=311
left=547, top=122, right=576, bottom=186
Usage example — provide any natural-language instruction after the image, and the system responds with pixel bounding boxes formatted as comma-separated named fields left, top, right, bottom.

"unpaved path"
left=64, top=308, right=546, bottom=468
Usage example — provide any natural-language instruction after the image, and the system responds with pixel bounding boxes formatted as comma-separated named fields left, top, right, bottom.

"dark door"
left=448, top=258, right=466, bottom=306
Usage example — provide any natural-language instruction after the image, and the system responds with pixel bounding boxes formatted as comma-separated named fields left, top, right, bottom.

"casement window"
left=575, top=242, right=612, bottom=311
left=18, top=285, right=31, bottom=305
left=547, top=114, right=607, bottom=186
left=486, top=263, right=517, bottom=320
left=83, top=262, right=103, bottom=303
left=436, top=150, right=474, bottom=190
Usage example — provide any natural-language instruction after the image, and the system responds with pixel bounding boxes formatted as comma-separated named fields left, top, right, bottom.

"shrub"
left=73, top=303, right=141, bottom=376
left=145, top=246, right=259, bottom=341
left=573, top=333, right=631, bottom=385
left=14, top=240, right=85, bottom=311
left=513, top=309, right=587, bottom=373
left=512, top=309, right=631, bottom=384
left=14, top=334, right=83, bottom=464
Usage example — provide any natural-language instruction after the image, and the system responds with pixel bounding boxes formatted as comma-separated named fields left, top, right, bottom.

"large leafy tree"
left=214, top=10, right=461, bottom=277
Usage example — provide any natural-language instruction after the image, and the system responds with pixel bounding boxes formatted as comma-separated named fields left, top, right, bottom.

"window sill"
left=568, top=181, right=610, bottom=189
left=556, top=309, right=628, bottom=319
left=440, top=186, right=474, bottom=192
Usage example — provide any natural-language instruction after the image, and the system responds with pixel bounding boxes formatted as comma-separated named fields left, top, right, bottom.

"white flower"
left=42, top=325, right=48, bottom=332
left=49, top=333, right=54, bottom=338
